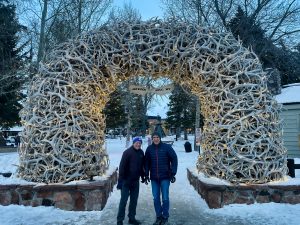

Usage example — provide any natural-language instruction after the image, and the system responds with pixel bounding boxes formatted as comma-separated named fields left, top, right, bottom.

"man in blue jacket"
left=145, top=132, right=178, bottom=225
left=117, top=137, right=144, bottom=225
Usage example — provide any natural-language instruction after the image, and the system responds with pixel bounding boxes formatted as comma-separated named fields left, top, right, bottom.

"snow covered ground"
left=0, top=137, right=300, bottom=225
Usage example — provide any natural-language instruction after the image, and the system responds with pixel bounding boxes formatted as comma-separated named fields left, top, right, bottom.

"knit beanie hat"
left=132, top=136, right=143, bottom=144
left=151, top=131, right=161, bottom=139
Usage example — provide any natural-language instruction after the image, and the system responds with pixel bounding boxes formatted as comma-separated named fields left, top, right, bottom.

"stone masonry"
left=187, top=168, right=300, bottom=209
left=0, top=169, right=117, bottom=211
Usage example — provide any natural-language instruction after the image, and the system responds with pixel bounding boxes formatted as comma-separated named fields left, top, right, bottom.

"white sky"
left=1, top=137, right=300, bottom=225
left=147, top=83, right=300, bottom=119
left=147, top=95, right=170, bottom=118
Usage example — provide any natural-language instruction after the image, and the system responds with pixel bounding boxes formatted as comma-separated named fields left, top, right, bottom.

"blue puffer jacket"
left=145, top=142, right=178, bottom=181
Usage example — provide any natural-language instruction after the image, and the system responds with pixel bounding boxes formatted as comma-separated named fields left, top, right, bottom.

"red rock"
left=53, top=191, right=74, bottom=210
left=207, top=191, right=221, bottom=208
left=11, top=191, right=19, bottom=204
left=85, top=190, right=103, bottom=210
left=73, top=191, right=85, bottom=211
left=270, top=192, right=282, bottom=203
left=223, top=190, right=235, bottom=205
left=256, top=195, right=270, bottom=203
left=0, top=191, right=11, bottom=205
left=37, top=191, right=53, bottom=199
left=282, top=194, right=300, bottom=204
left=234, top=195, right=254, bottom=205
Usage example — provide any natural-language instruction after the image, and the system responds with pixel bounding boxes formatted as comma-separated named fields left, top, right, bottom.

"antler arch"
left=18, top=19, right=287, bottom=183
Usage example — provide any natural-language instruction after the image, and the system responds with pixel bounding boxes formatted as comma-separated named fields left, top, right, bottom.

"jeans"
left=151, top=179, right=170, bottom=218
left=117, top=180, right=140, bottom=222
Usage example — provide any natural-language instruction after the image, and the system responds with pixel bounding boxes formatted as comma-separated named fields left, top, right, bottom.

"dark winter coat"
left=118, top=146, right=145, bottom=184
left=145, top=142, right=178, bottom=181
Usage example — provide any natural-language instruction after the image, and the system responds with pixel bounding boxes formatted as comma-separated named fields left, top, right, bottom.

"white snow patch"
left=275, top=84, right=300, bottom=104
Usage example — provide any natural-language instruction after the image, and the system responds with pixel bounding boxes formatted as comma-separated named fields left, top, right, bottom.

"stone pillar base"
left=0, top=168, right=117, bottom=211
left=187, top=168, right=300, bottom=209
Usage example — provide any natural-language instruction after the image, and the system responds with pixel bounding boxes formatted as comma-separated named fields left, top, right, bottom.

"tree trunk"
left=37, top=0, right=48, bottom=64
left=78, top=0, right=82, bottom=34
left=141, top=106, right=147, bottom=138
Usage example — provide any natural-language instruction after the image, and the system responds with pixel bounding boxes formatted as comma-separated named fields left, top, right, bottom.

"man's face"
left=133, top=141, right=142, bottom=150
left=152, top=135, right=160, bottom=145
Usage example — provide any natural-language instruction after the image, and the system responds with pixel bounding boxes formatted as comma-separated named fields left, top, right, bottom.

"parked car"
left=6, top=136, right=15, bottom=142
left=5, top=139, right=17, bottom=147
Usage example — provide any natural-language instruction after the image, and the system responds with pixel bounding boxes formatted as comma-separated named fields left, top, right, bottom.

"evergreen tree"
left=103, top=89, right=127, bottom=132
left=228, top=6, right=275, bottom=67
left=228, top=6, right=300, bottom=85
left=165, top=85, right=196, bottom=140
left=131, top=95, right=148, bottom=136
left=274, top=44, right=300, bottom=85
left=0, top=0, right=26, bottom=127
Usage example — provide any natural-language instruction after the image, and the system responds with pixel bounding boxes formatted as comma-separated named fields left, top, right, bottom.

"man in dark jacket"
left=145, top=132, right=178, bottom=225
left=117, top=137, right=144, bottom=225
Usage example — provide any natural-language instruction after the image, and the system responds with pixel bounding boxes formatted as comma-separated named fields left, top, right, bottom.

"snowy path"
left=99, top=149, right=249, bottom=225
left=98, top=139, right=298, bottom=225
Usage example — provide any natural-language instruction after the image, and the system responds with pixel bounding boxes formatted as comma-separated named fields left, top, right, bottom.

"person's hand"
left=142, top=176, right=150, bottom=185
left=170, top=174, right=176, bottom=183
left=170, top=176, right=176, bottom=183
left=117, top=180, right=123, bottom=190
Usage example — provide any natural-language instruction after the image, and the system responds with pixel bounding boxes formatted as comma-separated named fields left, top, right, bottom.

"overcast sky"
left=113, top=0, right=164, bottom=20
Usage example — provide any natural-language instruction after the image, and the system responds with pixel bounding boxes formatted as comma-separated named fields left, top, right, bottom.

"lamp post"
left=125, top=81, right=132, bottom=148
left=194, top=97, right=201, bottom=153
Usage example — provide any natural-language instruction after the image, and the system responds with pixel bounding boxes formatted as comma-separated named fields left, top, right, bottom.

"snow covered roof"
left=0, top=126, right=23, bottom=131
left=274, top=83, right=300, bottom=104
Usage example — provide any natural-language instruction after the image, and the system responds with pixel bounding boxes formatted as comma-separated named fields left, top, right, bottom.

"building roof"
left=275, top=83, right=300, bottom=104
left=0, top=126, right=23, bottom=131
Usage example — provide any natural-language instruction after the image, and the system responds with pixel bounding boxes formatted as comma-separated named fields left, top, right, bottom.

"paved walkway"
left=96, top=144, right=279, bottom=225
left=97, top=156, right=256, bottom=225
left=98, top=182, right=252, bottom=225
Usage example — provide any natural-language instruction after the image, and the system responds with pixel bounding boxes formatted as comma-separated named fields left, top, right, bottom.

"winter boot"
left=117, top=221, right=123, bottom=225
left=128, top=218, right=141, bottom=225
left=160, top=217, right=168, bottom=225
left=153, top=216, right=162, bottom=225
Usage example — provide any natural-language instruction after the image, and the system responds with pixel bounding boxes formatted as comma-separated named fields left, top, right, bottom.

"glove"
left=170, top=174, right=176, bottom=183
left=117, top=180, right=123, bottom=190
left=142, top=176, right=150, bottom=185
left=170, top=176, right=176, bottom=183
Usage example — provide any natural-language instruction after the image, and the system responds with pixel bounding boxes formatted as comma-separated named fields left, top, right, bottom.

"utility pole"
left=125, top=80, right=132, bottom=147
left=126, top=106, right=132, bottom=147
left=194, top=5, right=202, bottom=154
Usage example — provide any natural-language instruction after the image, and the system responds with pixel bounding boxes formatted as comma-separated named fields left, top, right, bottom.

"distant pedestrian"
left=117, top=137, right=145, bottom=225
left=15, top=135, right=20, bottom=147
left=144, top=132, right=178, bottom=225
left=0, top=133, right=5, bottom=147
left=147, top=135, right=152, bottom=146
